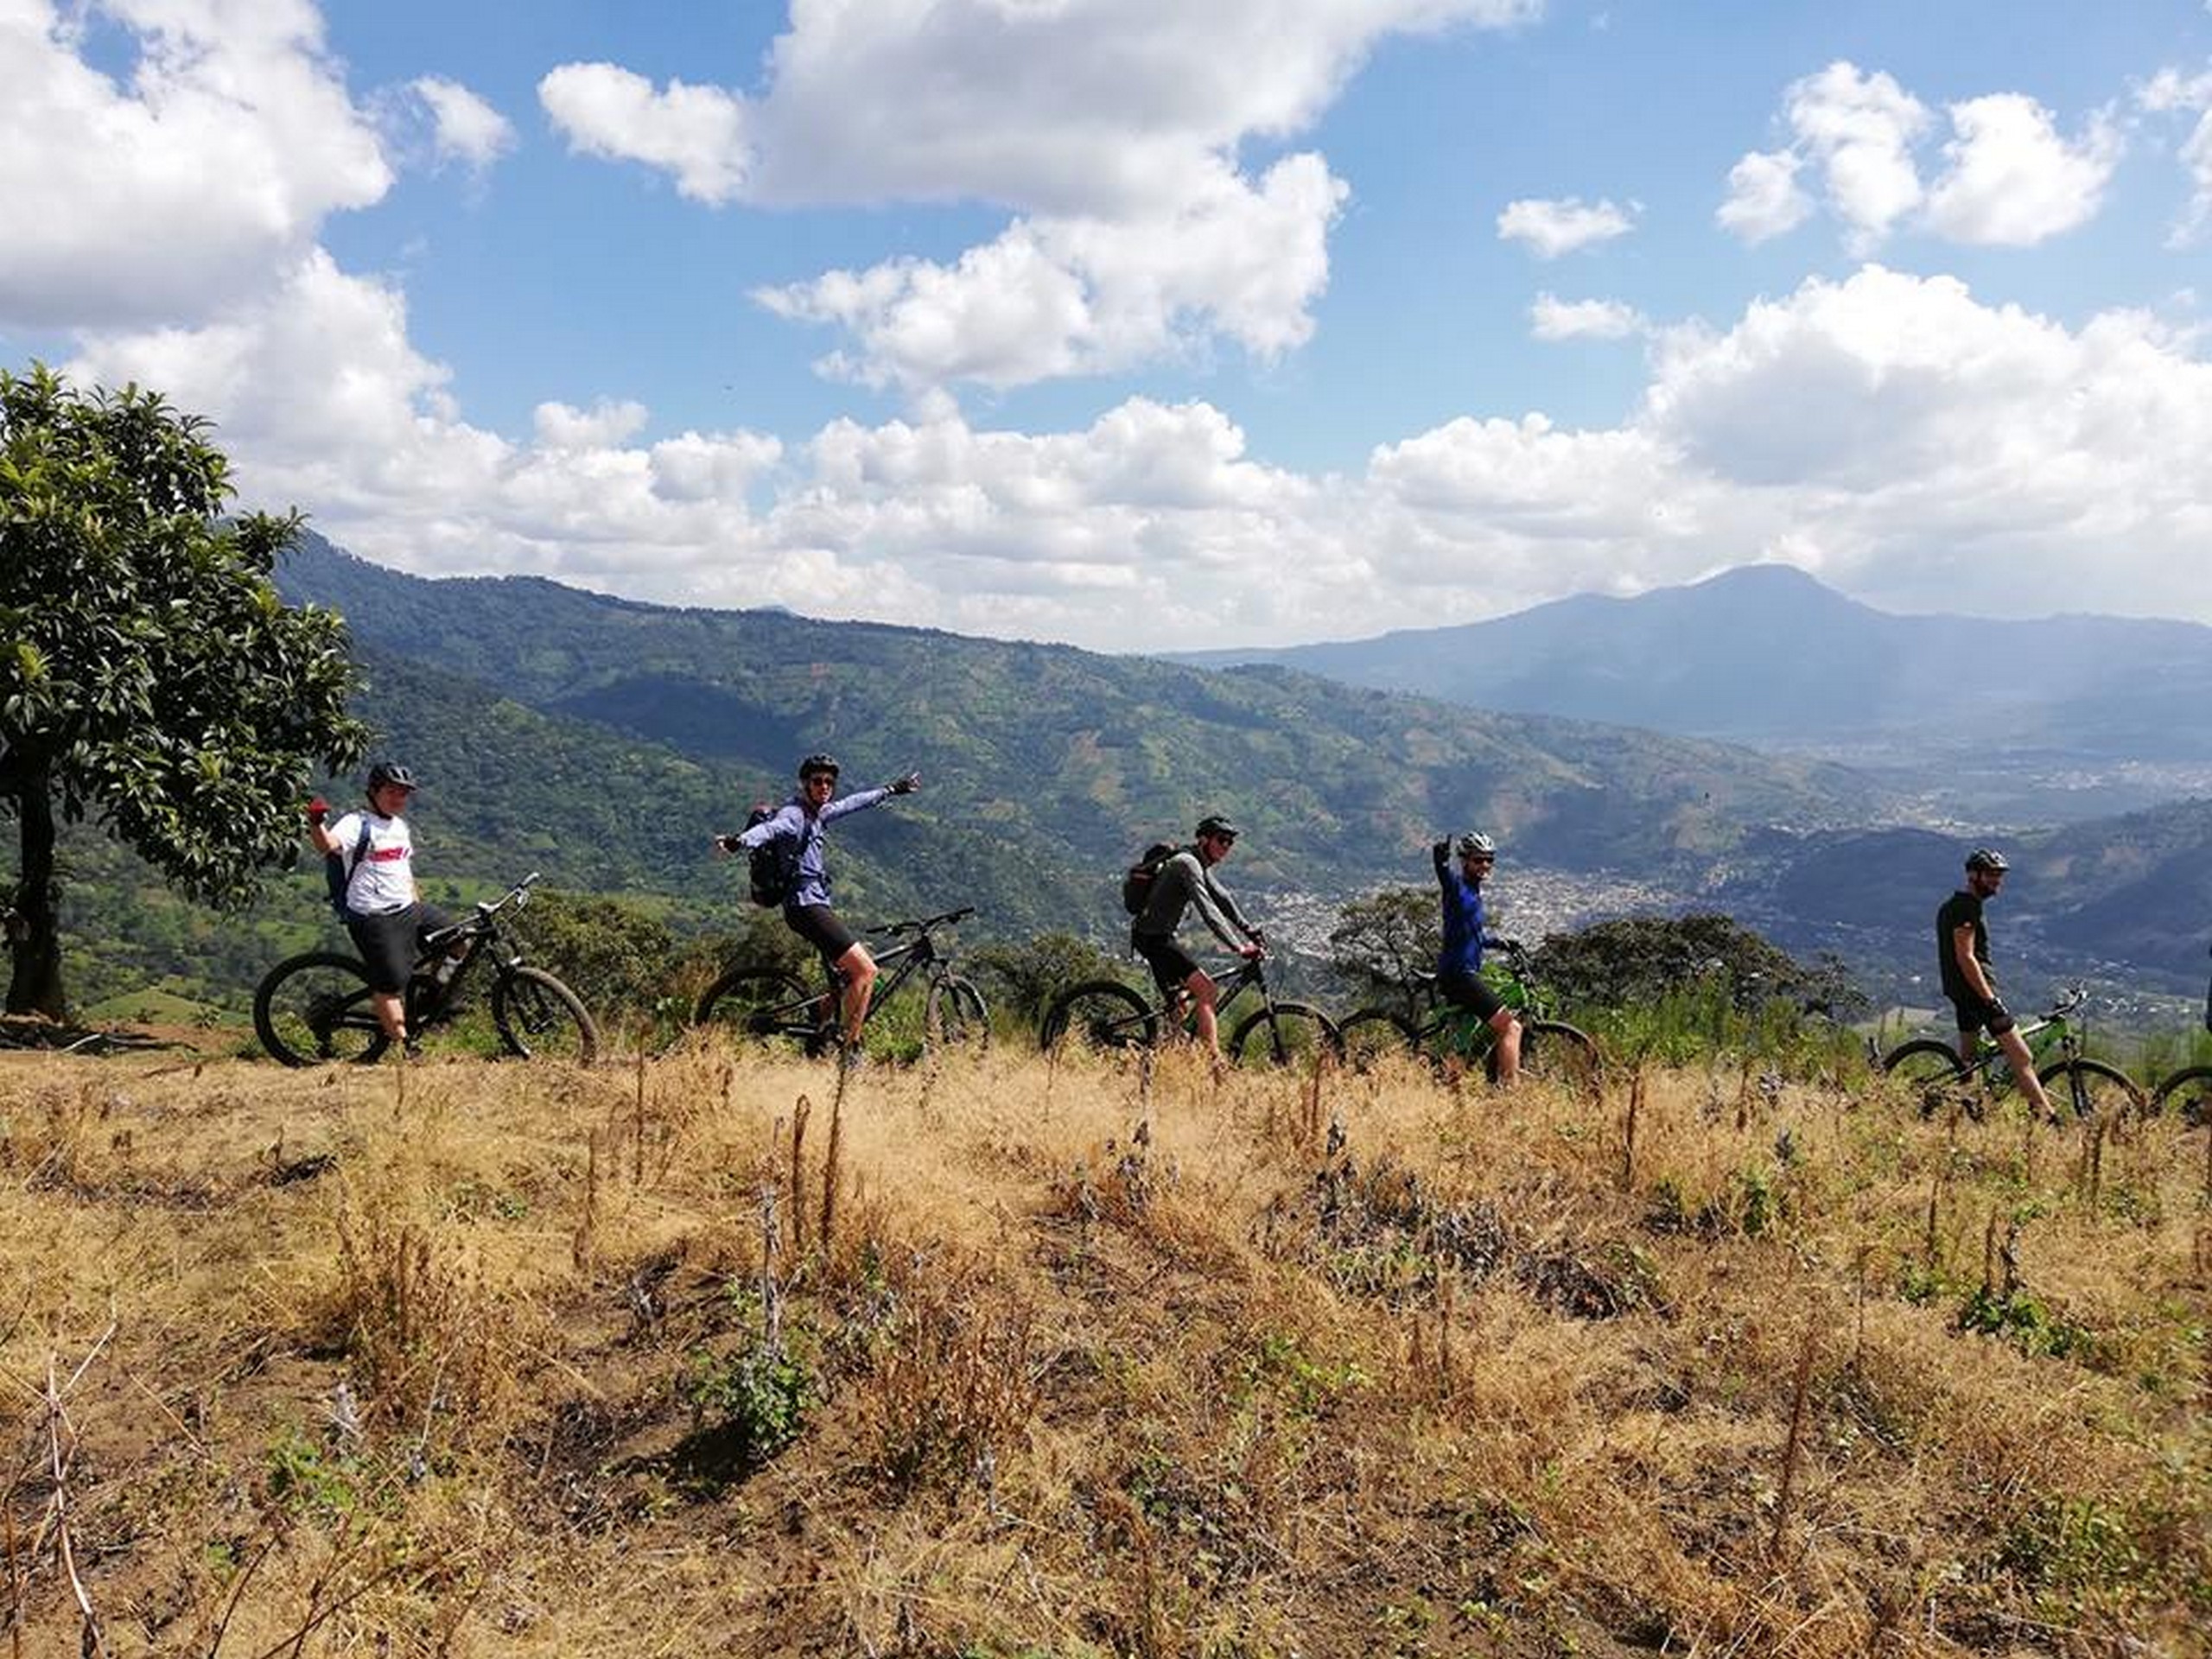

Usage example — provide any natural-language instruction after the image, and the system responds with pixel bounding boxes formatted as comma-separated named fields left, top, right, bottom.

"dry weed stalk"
left=1769, top=1317, right=1818, bottom=1564
left=15, top=1324, right=118, bottom=1658
left=573, top=1126, right=603, bottom=1270
left=632, top=1051, right=648, bottom=1189
left=1620, top=1063, right=1643, bottom=1191
left=791, top=1096, right=811, bottom=1255
left=821, top=1088, right=845, bottom=1253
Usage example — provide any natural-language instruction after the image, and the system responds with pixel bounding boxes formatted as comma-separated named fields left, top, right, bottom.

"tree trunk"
left=6, top=766, right=67, bottom=1019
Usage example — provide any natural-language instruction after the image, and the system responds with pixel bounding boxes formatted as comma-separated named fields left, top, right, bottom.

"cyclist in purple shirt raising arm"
left=1434, top=831, right=1520, bottom=1086
left=715, top=752, right=918, bottom=1053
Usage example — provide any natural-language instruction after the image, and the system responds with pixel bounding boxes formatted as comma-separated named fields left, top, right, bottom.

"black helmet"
left=1195, top=814, right=1239, bottom=841
left=798, top=752, right=840, bottom=780
left=1965, top=847, right=2009, bottom=873
left=1456, top=831, right=1497, bottom=859
left=365, top=761, right=417, bottom=793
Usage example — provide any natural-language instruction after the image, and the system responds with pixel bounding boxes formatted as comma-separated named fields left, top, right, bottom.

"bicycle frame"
left=1122, top=950, right=1280, bottom=1039
left=1951, top=991, right=2082, bottom=1094
left=405, top=874, right=542, bottom=1032
left=740, top=906, right=977, bottom=1044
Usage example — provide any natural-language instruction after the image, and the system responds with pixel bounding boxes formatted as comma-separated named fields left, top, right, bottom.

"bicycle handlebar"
left=423, top=873, right=542, bottom=949
left=2043, top=983, right=2088, bottom=1019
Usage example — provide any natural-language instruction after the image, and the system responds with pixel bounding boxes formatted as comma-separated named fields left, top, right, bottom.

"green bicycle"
left=1337, top=939, right=1603, bottom=1090
left=1878, top=985, right=2143, bottom=1123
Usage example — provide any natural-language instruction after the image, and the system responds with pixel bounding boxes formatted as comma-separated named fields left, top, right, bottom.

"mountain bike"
left=1038, top=944, right=1341, bottom=1068
left=1336, top=939, right=1602, bottom=1090
left=255, top=873, right=598, bottom=1066
left=1878, top=986, right=2142, bottom=1123
left=694, top=906, right=988, bottom=1058
left=2144, top=949, right=2212, bottom=1127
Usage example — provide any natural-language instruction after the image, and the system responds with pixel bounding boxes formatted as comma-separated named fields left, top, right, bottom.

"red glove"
left=306, top=797, right=329, bottom=826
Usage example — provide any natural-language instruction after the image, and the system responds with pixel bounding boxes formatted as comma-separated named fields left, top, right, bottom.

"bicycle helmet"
left=798, top=752, right=840, bottom=781
left=1456, top=832, right=1497, bottom=859
left=365, top=761, right=417, bottom=793
left=1965, top=847, right=2009, bottom=873
left=1195, top=814, right=1239, bottom=842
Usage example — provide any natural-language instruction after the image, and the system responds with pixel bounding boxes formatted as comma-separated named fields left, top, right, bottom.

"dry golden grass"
left=0, top=1035, right=2205, bottom=1656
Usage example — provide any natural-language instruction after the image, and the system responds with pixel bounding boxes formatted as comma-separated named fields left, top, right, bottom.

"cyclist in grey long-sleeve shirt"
left=1131, top=813, right=1262, bottom=1062
left=714, top=751, right=918, bottom=1052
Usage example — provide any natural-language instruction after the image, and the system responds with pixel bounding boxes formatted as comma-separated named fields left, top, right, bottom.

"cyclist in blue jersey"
left=1433, top=831, right=1520, bottom=1085
left=716, top=752, right=918, bottom=1053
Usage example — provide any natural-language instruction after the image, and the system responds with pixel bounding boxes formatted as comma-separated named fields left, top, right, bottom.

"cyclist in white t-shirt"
left=306, top=761, right=454, bottom=1057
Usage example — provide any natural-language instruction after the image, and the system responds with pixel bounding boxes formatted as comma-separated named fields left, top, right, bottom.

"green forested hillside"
left=275, top=533, right=1875, bottom=886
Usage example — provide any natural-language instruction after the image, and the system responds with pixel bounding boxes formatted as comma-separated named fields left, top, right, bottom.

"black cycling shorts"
left=1437, top=969, right=1507, bottom=1023
left=1132, top=934, right=1202, bottom=996
left=346, top=902, right=454, bottom=994
left=784, top=904, right=860, bottom=970
left=1950, top=993, right=2015, bottom=1037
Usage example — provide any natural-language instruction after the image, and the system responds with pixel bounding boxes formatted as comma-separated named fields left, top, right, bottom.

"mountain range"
left=49, top=538, right=2212, bottom=1015
left=1173, top=565, right=2212, bottom=824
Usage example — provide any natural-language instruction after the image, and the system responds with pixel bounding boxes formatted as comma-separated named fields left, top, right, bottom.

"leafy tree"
left=1326, top=886, right=1439, bottom=1007
left=1, top=366, right=367, bottom=1016
left=965, top=930, right=1127, bottom=1021
left=1531, top=913, right=1858, bottom=1016
left=509, top=890, right=683, bottom=1022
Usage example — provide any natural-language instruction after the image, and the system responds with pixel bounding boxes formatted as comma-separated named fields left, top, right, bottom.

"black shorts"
left=784, top=905, right=860, bottom=972
left=1950, top=994, right=2015, bottom=1037
left=346, top=903, right=454, bottom=994
left=1132, top=935, right=1201, bottom=996
left=1438, top=970, right=1507, bottom=1023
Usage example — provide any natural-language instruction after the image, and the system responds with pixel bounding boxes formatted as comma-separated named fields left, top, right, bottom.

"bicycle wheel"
left=1517, top=1020, right=1602, bottom=1091
left=2149, top=1065, right=2212, bottom=1128
left=1227, top=1002, right=1342, bottom=1069
left=924, top=974, right=990, bottom=1056
left=1338, top=1008, right=1420, bottom=1071
left=254, top=951, right=388, bottom=1067
left=492, top=967, right=600, bottom=1065
left=695, top=966, right=823, bottom=1053
left=2036, top=1057, right=2144, bottom=1127
left=1880, top=1037, right=1973, bottom=1118
left=1039, top=980, right=1156, bottom=1054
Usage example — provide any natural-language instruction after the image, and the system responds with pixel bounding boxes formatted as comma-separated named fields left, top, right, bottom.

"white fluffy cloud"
left=538, top=63, right=748, bottom=204
left=1721, top=60, right=2117, bottom=251
left=1925, top=93, right=2120, bottom=245
left=408, top=75, right=517, bottom=174
left=1496, top=196, right=1637, bottom=257
left=1529, top=293, right=1643, bottom=340
left=1778, top=61, right=1929, bottom=251
left=63, top=253, right=2212, bottom=650
left=1715, top=149, right=1810, bottom=243
left=757, top=155, right=1349, bottom=388
left=0, top=0, right=390, bottom=327
left=2141, top=64, right=2212, bottom=245
left=541, top=0, right=1539, bottom=388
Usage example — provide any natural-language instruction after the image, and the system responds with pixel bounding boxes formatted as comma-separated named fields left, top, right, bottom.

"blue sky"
left=4, top=0, right=2210, bottom=651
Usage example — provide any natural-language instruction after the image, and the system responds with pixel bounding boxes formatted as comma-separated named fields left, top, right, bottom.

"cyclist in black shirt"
left=1936, top=847, right=2052, bottom=1116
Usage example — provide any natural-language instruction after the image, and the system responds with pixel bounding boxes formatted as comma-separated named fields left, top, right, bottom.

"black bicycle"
left=2144, top=946, right=2212, bottom=1128
left=1878, top=985, right=2142, bottom=1123
left=694, top=906, right=988, bottom=1057
left=1038, top=945, right=1341, bottom=1068
left=1337, top=940, right=1602, bottom=1090
left=254, top=874, right=598, bottom=1066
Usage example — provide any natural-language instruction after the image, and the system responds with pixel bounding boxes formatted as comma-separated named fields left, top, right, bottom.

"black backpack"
left=323, top=819, right=372, bottom=922
left=1120, top=842, right=1178, bottom=917
left=744, top=804, right=798, bottom=908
